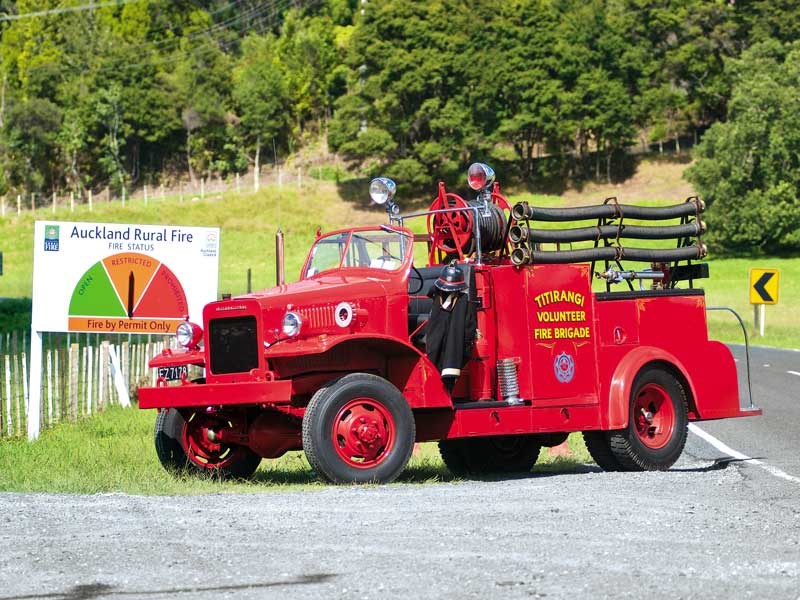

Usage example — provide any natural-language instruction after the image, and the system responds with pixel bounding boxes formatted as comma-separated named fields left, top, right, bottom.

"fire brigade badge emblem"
left=554, top=352, right=575, bottom=383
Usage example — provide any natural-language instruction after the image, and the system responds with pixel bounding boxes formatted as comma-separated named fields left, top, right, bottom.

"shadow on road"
left=0, top=574, right=336, bottom=600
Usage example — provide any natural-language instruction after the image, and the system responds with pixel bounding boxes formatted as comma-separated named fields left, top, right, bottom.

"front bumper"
left=138, top=379, right=292, bottom=409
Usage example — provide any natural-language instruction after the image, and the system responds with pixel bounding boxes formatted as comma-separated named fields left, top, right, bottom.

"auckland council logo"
left=554, top=352, right=575, bottom=383
left=201, top=230, right=218, bottom=257
left=44, top=225, right=60, bottom=251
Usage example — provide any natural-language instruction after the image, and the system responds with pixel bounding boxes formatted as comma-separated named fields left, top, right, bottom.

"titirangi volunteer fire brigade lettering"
left=534, top=289, right=590, bottom=340
left=533, top=289, right=585, bottom=308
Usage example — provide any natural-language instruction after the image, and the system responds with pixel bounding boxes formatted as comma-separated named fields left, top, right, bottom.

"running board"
left=453, top=399, right=531, bottom=410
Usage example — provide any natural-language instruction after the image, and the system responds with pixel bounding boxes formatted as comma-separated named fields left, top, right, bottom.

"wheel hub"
left=353, top=418, right=382, bottom=445
left=633, top=384, right=676, bottom=450
left=333, top=398, right=395, bottom=468
left=183, top=412, right=238, bottom=469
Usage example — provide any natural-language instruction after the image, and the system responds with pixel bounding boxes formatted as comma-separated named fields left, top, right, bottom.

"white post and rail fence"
left=0, top=331, right=168, bottom=439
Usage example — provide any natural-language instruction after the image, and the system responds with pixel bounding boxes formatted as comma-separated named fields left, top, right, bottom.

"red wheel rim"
left=633, top=383, right=675, bottom=449
left=182, top=412, right=239, bottom=470
left=331, top=397, right=395, bottom=469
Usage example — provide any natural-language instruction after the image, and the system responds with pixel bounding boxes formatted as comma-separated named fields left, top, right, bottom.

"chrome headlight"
left=176, top=321, right=202, bottom=349
left=369, top=177, right=396, bottom=205
left=282, top=312, right=303, bottom=337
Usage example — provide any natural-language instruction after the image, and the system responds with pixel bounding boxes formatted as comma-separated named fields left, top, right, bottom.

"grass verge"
left=0, top=406, right=592, bottom=494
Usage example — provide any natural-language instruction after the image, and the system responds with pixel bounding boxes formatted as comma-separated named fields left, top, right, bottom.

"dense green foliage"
left=0, top=296, right=31, bottom=332
left=1, top=0, right=800, bottom=252
left=686, top=41, right=800, bottom=254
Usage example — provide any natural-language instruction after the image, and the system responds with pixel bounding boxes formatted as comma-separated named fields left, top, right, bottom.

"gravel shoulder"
left=1, top=449, right=798, bottom=600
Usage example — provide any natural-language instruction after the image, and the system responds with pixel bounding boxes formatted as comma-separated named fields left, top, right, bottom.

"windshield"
left=304, top=229, right=407, bottom=278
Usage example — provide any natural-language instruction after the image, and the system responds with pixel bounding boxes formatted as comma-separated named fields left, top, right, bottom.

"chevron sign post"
left=749, top=268, right=780, bottom=336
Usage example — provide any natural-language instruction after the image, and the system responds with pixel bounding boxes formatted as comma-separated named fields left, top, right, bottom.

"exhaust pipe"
left=276, top=228, right=285, bottom=286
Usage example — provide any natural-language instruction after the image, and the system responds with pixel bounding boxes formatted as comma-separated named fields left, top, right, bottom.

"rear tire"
left=607, top=366, right=688, bottom=471
left=582, top=431, right=622, bottom=472
left=438, top=435, right=541, bottom=476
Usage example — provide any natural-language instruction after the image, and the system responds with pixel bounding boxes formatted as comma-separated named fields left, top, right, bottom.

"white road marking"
left=787, top=370, right=800, bottom=377
left=763, top=364, right=771, bottom=368
left=689, top=423, right=800, bottom=485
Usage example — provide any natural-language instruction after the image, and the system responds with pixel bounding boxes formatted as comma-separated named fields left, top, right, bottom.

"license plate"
left=157, top=365, right=188, bottom=381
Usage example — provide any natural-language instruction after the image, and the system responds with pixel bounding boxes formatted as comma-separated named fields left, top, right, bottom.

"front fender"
left=264, top=332, right=425, bottom=359
left=267, top=333, right=453, bottom=409
left=148, top=347, right=205, bottom=369
left=606, top=346, right=696, bottom=430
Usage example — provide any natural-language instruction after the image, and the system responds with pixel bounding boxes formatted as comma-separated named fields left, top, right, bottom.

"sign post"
left=28, top=221, right=220, bottom=440
left=749, top=268, right=780, bottom=337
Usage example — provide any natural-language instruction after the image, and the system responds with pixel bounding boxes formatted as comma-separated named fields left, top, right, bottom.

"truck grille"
left=300, top=304, right=336, bottom=329
left=208, top=316, right=259, bottom=374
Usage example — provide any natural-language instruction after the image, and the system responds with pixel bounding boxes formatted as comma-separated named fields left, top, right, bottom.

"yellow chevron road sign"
left=749, top=268, right=780, bottom=304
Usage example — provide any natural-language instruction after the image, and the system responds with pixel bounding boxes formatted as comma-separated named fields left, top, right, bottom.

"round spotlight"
left=369, top=177, right=397, bottom=206
left=467, top=163, right=496, bottom=191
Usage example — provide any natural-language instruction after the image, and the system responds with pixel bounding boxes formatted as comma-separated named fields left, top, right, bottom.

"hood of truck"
left=248, top=270, right=400, bottom=306
left=205, top=268, right=409, bottom=353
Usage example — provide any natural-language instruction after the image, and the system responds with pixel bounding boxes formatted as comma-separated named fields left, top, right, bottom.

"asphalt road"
left=0, top=346, right=798, bottom=600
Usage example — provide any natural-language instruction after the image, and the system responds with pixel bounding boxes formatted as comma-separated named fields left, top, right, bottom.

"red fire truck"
left=138, top=163, right=760, bottom=483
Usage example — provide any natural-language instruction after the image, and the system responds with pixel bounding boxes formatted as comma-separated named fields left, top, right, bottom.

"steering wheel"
left=408, top=265, right=424, bottom=295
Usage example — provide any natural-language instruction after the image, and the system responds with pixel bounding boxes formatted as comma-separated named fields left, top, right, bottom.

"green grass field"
left=0, top=405, right=591, bottom=494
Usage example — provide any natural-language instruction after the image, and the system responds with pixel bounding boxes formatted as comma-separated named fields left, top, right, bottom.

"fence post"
left=52, top=192, right=56, bottom=214
left=46, top=349, right=53, bottom=426
left=21, top=350, right=28, bottom=434
left=99, top=342, right=108, bottom=408
left=4, top=355, right=11, bottom=436
left=85, top=346, right=93, bottom=415
left=122, top=341, right=130, bottom=387
left=53, top=348, right=60, bottom=422
left=88, top=189, right=93, bottom=212
left=16, top=194, right=21, bottom=214
left=68, top=343, right=79, bottom=421
left=70, top=191, right=74, bottom=212
left=144, top=184, right=148, bottom=206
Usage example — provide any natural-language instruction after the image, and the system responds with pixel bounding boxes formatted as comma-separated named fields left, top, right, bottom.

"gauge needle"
left=127, top=271, right=134, bottom=318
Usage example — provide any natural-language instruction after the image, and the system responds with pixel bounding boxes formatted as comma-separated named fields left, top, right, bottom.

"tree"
left=233, top=34, right=291, bottom=186
left=686, top=41, right=800, bottom=255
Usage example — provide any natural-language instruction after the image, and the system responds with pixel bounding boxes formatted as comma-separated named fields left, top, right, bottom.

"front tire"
left=154, top=409, right=189, bottom=472
left=607, top=366, right=688, bottom=471
left=302, top=373, right=415, bottom=484
left=438, top=435, right=541, bottom=476
left=154, top=408, right=261, bottom=479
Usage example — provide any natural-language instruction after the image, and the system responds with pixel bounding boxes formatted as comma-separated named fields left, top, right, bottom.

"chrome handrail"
left=706, top=306, right=755, bottom=409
